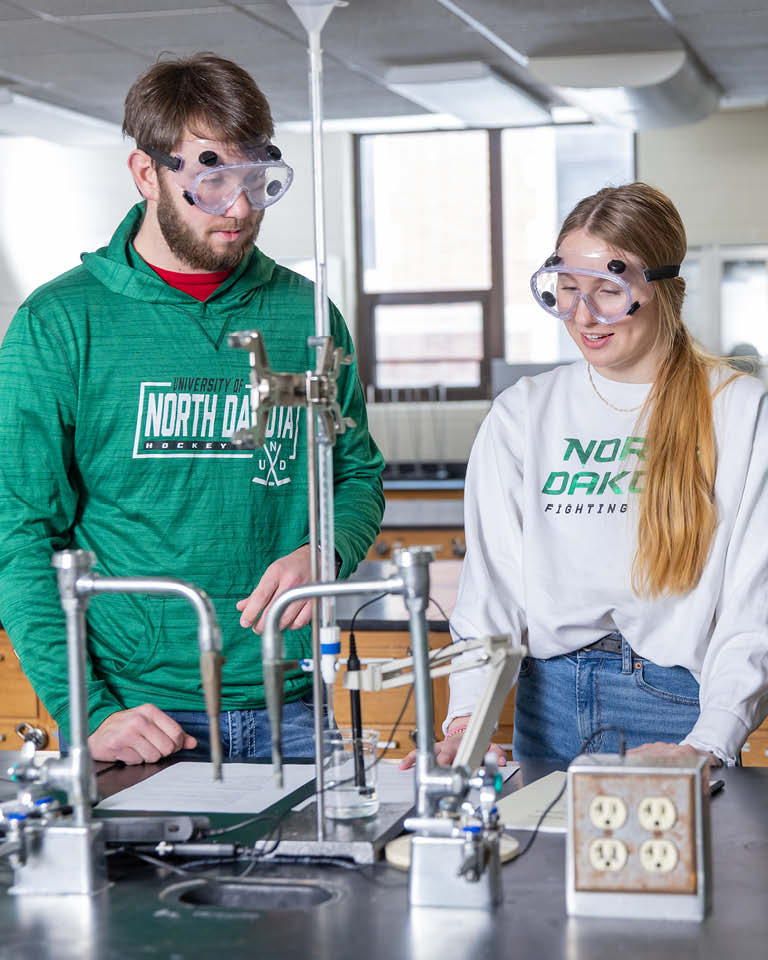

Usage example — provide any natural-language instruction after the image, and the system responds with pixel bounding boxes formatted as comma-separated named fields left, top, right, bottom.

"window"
left=355, top=125, right=635, bottom=398
left=683, top=245, right=768, bottom=369
left=502, top=126, right=634, bottom=366
left=356, top=130, right=494, bottom=399
left=374, top=301, right=484, bottom=389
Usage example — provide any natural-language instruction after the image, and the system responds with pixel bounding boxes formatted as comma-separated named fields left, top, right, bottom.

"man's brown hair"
left=123, top=52, right=274, bottom=154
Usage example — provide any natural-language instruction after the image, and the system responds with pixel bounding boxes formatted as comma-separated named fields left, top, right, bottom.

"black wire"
left=127, top=850, right=193, bottom=877
left=349, top=591, right=388, bottom=635
left=207, top=811, right=283, bottom=838
left=427, top=595, right=455, bottom=632
left=508, top=724, right=627, bottom=860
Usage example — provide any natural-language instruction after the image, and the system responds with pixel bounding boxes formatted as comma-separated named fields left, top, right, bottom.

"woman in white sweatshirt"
left=403, top=182, right=768, bottom=770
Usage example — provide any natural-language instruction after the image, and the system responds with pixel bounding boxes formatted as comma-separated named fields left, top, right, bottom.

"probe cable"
left=508, top=725, right=626, bottom=860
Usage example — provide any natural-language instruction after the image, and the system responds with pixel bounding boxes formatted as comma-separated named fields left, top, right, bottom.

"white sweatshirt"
left=447, top=359, right=768, bottom=764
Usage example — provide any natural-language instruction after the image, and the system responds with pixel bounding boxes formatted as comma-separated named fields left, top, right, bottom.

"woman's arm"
left=682, top=386, right=768, bottom=764
left=400, top=392, right=529, bottom=770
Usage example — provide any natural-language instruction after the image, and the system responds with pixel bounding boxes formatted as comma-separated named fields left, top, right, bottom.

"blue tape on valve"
left=321, top=642, right=341, bottom=654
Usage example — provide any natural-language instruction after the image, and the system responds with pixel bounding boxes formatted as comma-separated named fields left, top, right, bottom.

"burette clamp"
left=227, top=330, right=357, bottom=449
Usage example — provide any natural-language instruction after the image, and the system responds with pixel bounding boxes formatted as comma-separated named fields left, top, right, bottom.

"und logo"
left=252, top=406, right=301, bottom=487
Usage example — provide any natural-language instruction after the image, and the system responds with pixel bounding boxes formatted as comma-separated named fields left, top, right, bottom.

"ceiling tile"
left=0, top=0, right=765, bottom=126
left=0, top=20, right=117, bottom=56
left=0, top=1, right=36, bottom=20
left=10, top=0, right=226, bottom=14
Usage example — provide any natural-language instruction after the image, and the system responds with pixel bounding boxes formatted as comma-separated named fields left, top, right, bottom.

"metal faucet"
left=4, top=550, right=224, bottom=896
left=261, top=547, right=448, bottom=806
left=51, top=550, right=225, bottom=783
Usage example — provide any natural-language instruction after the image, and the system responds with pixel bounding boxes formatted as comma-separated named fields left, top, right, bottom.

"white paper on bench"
left=96, top=762, right=314, bottom=814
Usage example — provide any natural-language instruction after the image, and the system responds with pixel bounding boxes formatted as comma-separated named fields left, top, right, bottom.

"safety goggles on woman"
left=140, top=137, right=294, bottom=214
left=530, top=247, right=680, bottom=325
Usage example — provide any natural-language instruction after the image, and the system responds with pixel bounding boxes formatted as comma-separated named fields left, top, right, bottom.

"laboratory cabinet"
left=0, top=629, right=57, bottom=751
left=368, top=486, right=466, bottom=561
left=2, top=623, right=766, bottom=763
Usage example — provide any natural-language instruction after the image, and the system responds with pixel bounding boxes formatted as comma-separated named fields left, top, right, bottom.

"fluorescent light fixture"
left=528, top=50, right=720, bottom=129
left=550, top=105, right=592, bottom=125
left=385, top=61, right=550, bottom=128
left=0, top=91, right=123, bottom=146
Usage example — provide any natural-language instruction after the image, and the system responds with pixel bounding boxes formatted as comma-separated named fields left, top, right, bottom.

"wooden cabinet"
left=741, top=725, right=768, bottom=767
left=3, top=616, right=766, bottom=765
left=0, top=630, right=58, bottom=751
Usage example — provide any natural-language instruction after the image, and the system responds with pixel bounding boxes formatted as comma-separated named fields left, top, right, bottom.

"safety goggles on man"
left=140, top=137, right=294, bottom=215
left=530, top=247, right=680, bottom=325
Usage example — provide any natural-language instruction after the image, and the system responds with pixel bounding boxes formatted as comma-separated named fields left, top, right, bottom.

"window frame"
left=353, top=129, right=504, bottom=401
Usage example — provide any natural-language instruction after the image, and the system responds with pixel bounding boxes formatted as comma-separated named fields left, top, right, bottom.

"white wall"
left=0, top=129, right=355, bottom=340
left=636, top=108, right=768, bottom=247
left=0, top=138, right=138, bottom=339
left=258, top=129, right=357, bottom=330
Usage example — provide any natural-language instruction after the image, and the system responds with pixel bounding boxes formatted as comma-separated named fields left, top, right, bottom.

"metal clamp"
left=228, top=330, right=356, bottom=448
left=14, top=723, right=48, bottom=750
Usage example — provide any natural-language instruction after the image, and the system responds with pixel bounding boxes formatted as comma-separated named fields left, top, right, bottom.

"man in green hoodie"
left=0, top=53, right=384, bottom=765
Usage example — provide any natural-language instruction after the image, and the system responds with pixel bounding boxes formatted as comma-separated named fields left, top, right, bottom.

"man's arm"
left=0, top=305, right=196, bottom=762
left=0, top=305, right=125, bottom=743
left=236, top=303, right=384, bottom=632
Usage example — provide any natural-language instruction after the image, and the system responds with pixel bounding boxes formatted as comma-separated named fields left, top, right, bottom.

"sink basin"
left=160, top=877, right=340, bottom=915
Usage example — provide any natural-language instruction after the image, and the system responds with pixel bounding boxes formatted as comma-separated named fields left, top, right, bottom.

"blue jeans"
left=513, top=635, right=700, bottom=765
left=169, top=692, right=323, bottom=761
left=58, top=692, right=323, bottom=760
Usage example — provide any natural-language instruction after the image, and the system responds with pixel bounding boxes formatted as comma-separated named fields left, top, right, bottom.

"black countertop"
left=381, top=462, right=466, bottom=487
left=1, top=760, right=765, bottom=960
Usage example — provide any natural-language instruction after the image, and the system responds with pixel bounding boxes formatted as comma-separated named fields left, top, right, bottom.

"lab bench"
left=369, top=479, right=466, bottom=562
left=1, top=760, right=767, bottom=960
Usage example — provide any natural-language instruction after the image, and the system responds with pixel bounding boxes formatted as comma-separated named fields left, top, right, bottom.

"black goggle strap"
left=643, top=264, right=680, bottom=282
left=138, top=145, right=182, bottom=172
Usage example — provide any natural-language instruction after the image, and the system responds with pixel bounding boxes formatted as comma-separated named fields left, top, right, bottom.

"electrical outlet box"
left=566, top=753, right=711, bottom=921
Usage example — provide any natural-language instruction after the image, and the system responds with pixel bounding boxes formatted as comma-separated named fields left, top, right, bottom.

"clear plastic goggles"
left=530, top=248, right=679, bottom=325
left=141, top=137, right=294, bottom=215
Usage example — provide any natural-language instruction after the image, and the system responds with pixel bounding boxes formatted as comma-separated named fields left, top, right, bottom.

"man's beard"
left=156, top=182, right=261, bottom=271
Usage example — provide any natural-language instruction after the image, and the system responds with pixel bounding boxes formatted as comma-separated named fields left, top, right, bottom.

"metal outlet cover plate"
left=571, top=772, right=696, bottom=894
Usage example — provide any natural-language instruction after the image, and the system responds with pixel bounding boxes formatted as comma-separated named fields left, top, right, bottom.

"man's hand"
left=88, top=705, right=197, bottom=765
left=236, top=544, right=314, bottom=634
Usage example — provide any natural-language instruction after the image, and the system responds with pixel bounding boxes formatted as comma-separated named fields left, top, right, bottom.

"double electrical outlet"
left=566, top=753, right=710, bottom=921
left=587, top=794, right=679, bottom=874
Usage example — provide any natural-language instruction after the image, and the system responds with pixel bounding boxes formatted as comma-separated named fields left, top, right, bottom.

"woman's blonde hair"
left=557, top=182, right=735, bottom=597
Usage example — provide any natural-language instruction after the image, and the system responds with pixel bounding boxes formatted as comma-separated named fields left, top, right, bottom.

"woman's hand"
left=626, top=741, right=722, bottom=767
left=398, top=716, right=508, bottom=770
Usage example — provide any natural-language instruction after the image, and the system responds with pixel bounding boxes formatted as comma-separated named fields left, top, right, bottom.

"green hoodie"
left=0, top=203, right=384, bottom=741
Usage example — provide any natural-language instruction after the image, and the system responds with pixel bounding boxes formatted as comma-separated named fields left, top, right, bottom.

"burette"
left=285, top=0, right=346, bottom=728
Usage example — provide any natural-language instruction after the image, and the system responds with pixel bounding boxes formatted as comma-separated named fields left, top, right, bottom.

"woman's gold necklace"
left=587, top=364, right=645, bottom=414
